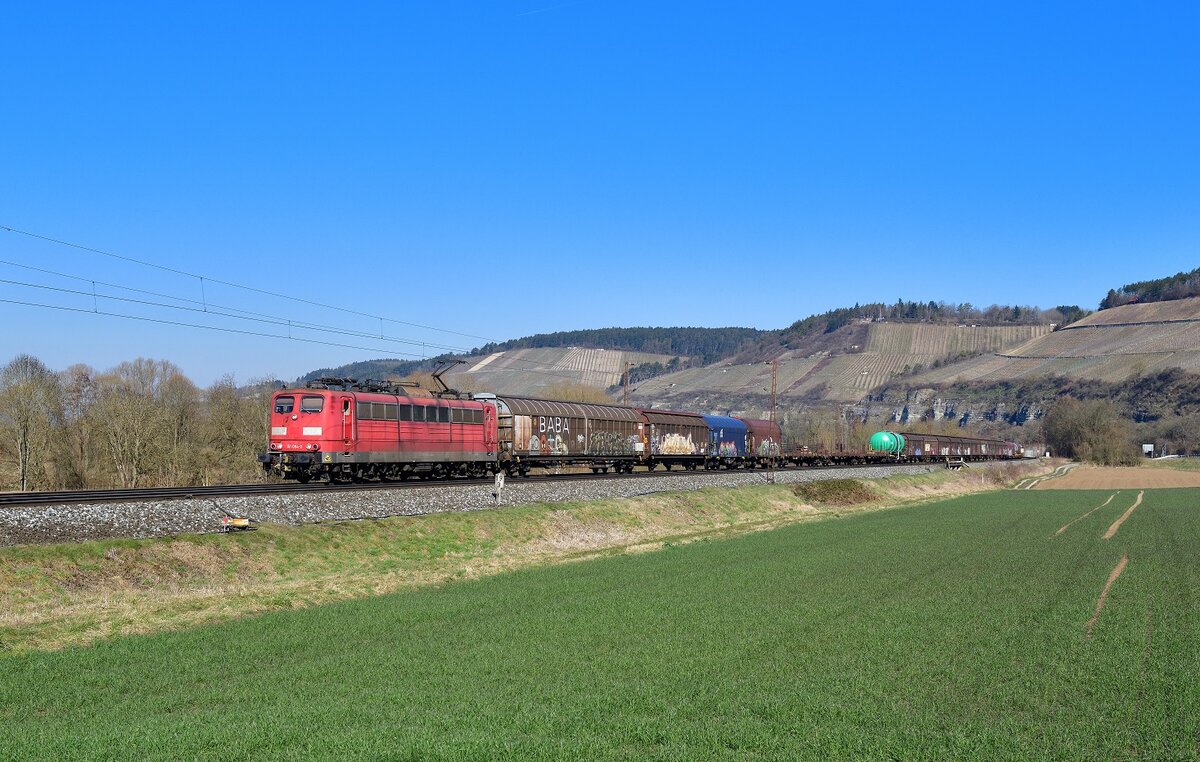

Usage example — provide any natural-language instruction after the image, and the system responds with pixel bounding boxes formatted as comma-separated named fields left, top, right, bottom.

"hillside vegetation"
left=472, top=327, right=765, bottom=365
left=1100, top=266, right=1200, bottom=309
left=877, top=367, right=1200, bottom=454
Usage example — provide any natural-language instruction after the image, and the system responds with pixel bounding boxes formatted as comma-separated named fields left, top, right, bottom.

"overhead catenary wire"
left=0, top=266, right=474, bottom=354
left=0, top=294, right=631, bottom=386
left=0, top=224, right=498, bottom=343
left=0, top=266, right=653, bottom=384
left=0, top=297, right=435, bottom=359
left=0, top=255, right=648, bottom=382
left=0, top=225, right=663, bottom=387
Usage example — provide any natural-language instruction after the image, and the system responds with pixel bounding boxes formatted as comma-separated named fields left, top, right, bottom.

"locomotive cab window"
left=300, top=396, right=324, bottom=413
left=274, top=396, right=295, bottom=414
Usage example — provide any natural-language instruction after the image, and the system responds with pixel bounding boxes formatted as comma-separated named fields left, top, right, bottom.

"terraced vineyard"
left=634, top=323, right=1049, bottom=407
left=2, top=487, right=1195, bottom=758
left=1073, top=296, right=1200, bottom=325
left=908, top=297, right=1200, bottom=385
left=864, top=322, right=1051, bottom=355
left=1003, top=322, right=1200, bottom=358
left=448, top=347, right=677, bottom=395
left=790, top=353, right=916, bottom=400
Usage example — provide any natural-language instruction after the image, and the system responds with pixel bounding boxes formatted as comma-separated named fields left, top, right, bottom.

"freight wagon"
left=641, top=409, right=708, bottom=471
left=482, top=394, right=642, bottom=475
left=703, top=415, right=749, bottom=468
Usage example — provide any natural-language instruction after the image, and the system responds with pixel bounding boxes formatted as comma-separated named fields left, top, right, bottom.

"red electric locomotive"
left=259, top=378, right=498, bottom=483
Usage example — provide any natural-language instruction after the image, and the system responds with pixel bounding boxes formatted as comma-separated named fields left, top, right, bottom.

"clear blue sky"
left=2, top=1, right=1197, bottom=385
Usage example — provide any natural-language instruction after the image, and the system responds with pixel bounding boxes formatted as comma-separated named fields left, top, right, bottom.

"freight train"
left=259, top=378, right=1024, bottom=483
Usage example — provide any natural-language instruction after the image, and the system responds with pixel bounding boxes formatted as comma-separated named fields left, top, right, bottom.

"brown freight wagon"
left=898, top=432, right=1007, bottom=462
left=740, top=418, right=782, bottom=465
left=487, top=395, right=642, bottom=475
left=640, top=409, right=707, bottom=471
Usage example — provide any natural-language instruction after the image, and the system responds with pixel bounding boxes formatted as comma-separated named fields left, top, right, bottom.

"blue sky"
left=2, top=1, right=1197, bottom=385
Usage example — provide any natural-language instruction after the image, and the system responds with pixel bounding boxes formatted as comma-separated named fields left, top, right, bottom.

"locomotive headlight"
left=306, top=443, right=320, bottom=451
left=270, top=442, right=281, bottom=450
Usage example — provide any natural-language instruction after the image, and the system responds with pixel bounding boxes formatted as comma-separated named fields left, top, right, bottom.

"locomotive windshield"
left=300, top=395, right=325, bottom=413
left=274, top=396, right=295, bottom=414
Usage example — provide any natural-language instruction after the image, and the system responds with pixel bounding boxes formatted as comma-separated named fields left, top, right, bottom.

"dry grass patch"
left=1036, top=465, right=1200, bottom=489
left=792, top=479, right=877, bottom=505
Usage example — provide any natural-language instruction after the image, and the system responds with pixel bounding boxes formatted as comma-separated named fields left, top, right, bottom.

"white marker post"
left=493, top=470, right=505, bottom=505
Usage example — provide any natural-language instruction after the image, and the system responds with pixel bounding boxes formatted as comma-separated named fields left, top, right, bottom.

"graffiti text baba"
left=538, top=416, right=570, bottom=434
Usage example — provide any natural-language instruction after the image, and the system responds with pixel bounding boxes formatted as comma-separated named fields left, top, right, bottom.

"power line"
left=0, top=225, right=657, bottom=389
left=0, top=297, right=434, bottom=359
left=0, top=263, right=474, bottom=354
left=0, top=292, right=651, bottom=394
left=0, top=296, right=633, bottom=386
left=0, top=224, right=499, bottom=343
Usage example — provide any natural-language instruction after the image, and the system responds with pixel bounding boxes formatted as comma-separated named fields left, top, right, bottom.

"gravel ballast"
left=0, top=463, right=1007, bottom=547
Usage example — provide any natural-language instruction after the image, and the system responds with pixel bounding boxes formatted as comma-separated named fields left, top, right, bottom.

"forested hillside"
left=472, top=327, right=765, bottom=365
left=301, top=358, right=432, bottom=384
left=1100, top=267, right=1200, bottom=309
left=781, top=301, right=1068, bottom=341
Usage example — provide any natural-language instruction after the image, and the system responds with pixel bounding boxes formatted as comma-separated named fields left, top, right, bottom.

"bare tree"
left=59, top=364, right=99, bottom=488
left=202, top=375, right=274, bottom=484
left=161, top=372, right=200, bottom=484
left=0, top=354, right=63, bottom=491
left=93, top=358, right=192, bottom=488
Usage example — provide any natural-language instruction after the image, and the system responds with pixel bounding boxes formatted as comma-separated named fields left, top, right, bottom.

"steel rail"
left=0, top=459, right=965, bottom=509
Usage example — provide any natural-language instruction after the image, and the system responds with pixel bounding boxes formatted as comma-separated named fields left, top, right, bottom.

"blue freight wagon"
left=703, top=415, right=748, bottom=467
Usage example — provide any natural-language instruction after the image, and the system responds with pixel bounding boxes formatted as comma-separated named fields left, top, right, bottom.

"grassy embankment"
left=0, top=475, right=1194, bottom=758
left=0, top=463, right=1047, bottom=654
left=1145, top=456, right=1200, bottom=471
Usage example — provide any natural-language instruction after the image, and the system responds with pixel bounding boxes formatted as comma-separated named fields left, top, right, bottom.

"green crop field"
left=1, top=488, right=1196, bottom=760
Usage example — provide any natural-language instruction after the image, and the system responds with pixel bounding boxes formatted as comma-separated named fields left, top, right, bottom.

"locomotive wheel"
left=296, top=473, right=311, bottom=484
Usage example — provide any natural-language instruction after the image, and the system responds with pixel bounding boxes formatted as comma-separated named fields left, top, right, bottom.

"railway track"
left=1, top=460, right=1014, bottom=547
left=0, top=460, right=932, bottom=509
